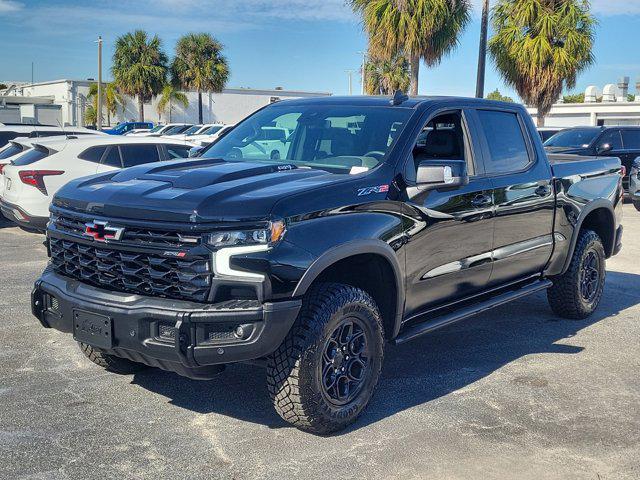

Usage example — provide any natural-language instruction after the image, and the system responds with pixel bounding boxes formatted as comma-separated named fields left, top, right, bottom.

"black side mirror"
left=597, top=143, right=612, bottom=154
left=416, top=159, right=469, bottom=189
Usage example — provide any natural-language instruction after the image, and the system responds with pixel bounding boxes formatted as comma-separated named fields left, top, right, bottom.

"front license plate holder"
left=73, top=310, right=113, bottom=349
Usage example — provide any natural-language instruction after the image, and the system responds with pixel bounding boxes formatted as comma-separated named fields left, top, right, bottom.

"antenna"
left=57, top=119, right=69, bottom=139
left=390, top=90, right=409, bottom=106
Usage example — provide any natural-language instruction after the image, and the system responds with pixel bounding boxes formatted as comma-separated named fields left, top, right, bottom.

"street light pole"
left=475, top=0, right=490, bottom=99
left=346, top=70, right=355, bottom=95
left=357, top=50, right=367, bottom=95
left=97, top=36, right=103, bottom=130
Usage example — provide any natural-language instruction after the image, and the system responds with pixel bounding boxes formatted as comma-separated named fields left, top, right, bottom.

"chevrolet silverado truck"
left=32, top=94, right=623, bottom=434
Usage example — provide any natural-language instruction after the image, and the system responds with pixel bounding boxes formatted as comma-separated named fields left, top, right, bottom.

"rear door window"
left=165, top=145, right=192, bottom=159
left=622, top=130, right=640, bottom=150
left=102, top=146, right=122, bottom=167
left=78, top=146, right=107, bottom=163
left=120, top=144, right=161, bottom=167
left=476, top=110, right=531, bottom=174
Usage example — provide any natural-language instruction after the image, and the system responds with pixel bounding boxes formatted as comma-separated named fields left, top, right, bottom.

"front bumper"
left=32, top=268, right=301, bottom=380
left=0, top=198, right=48, bottom=231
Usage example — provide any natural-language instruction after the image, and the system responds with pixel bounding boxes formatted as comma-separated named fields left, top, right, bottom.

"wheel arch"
left=292, top=240, right=405, bottom=340
left=560, top=200, right=616, bottom=274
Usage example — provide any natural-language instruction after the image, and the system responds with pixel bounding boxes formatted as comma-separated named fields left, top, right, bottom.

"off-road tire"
left=79, top=343, right=147, bottom=374
left=266, top=283, right=385, bottom=434
left=547, top=229, right=606, bottom=319
left=633, top=200, right=640, bottom=212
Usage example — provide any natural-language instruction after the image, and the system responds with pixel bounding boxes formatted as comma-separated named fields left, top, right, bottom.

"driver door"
left=401, top=109, right=495, bottom=318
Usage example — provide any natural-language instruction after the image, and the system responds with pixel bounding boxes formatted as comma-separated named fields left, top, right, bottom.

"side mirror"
left=416, top=159, right=469, bottom=189
left=188, top=146, right=204, bottom=158
left=597, top=143, right=612, bottom=154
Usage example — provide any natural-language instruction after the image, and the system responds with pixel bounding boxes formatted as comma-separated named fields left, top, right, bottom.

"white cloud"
left=0, top=0, right=23, bottom=13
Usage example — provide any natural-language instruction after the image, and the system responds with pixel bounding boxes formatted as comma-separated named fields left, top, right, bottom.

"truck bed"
left=548, top=153, right=622, bottom=179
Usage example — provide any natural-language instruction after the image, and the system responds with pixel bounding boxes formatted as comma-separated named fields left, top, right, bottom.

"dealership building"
left=528, top=77, right=640, bottom=127
left=0, top=79, right=330, bottom=126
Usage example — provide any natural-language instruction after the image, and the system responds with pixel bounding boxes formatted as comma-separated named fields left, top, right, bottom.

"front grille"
left=53, top=214, right=201, bottom=248
left=50, top=237, right=212, bottom=302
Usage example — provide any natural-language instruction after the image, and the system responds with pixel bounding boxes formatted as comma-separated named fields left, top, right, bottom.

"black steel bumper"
left=32, top=268, right=301, bottom=380
left=0, top=199, right=48, bottom=232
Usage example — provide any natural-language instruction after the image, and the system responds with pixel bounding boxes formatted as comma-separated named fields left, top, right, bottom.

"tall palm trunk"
left=409, top=53, right=420, bottom=96
left=537, top=114, right=545, bottom=127
left=138, top=96, right=145, bottom=121
left=198, top=91, right=203, bottom=124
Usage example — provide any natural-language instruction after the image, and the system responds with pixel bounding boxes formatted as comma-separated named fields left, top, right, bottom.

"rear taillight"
left=18, top=170, right=64, bottom=195
left=0, top=164, right=5, bottom=174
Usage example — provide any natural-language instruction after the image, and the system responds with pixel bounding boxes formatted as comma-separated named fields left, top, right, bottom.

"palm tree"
left=157, top=84, right=189, bottom=123
left=112, top=30, right=168, bottom=121
left=489, top=0, right=595, bottom=126
left=84, top=105, right=98, bottom=127
left=365, top=53, right=410, bottom=95
left=350, top=0, right=471, bottom=95
left=87, top=82, right=125, bottom=127
left=171, top=33, right=229, bottom=124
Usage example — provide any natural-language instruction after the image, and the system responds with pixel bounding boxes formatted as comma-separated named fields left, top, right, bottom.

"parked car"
left=537, top=127, right=563, bottom=142
left=0, top=124, right=105, bottom=148
left=162, top=124, right=225, bottom=142
left=544, top=126, right=640, bottom=192
left=102, top=122, right=153, bottom=135
left=0, top=136, right=194, bottom=231
left=629, top=157, right=640, bottom=211
left=190, top=124, right=234, bottom=147
left=232, top=126, right=290, bottom=160
left=32, top=95, right=623, bottom=434
left=128, top=123, right=193, bottom=137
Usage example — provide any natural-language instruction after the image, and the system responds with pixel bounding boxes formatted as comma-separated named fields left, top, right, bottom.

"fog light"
left=158, top=323, right=176, bottom=340
left=234, top=325, right=245, bottom=338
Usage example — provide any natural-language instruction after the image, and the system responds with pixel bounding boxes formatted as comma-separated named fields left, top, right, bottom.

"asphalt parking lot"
left=1, top=207, right=639, bottom=480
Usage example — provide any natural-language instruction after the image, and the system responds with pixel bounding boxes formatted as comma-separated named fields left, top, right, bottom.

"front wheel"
left=547, top=229, right=606, bottom=319
left=633, top=200, right=640, bottom=212
left=266, top=283, right=384, bottom=434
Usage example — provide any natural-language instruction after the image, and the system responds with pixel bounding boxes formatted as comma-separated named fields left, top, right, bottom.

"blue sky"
left=1, top=0, right=640, bottom=100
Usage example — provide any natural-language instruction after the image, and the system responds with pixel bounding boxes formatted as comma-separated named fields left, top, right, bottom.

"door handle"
left=471, top=194, right=492, bottom=208
left=535, top=185, right=551, bottom=197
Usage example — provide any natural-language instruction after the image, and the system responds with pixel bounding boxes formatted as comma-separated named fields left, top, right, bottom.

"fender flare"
left=560, top=198, right=616, bottom=274
left=292, top=240, right=405, bottom=339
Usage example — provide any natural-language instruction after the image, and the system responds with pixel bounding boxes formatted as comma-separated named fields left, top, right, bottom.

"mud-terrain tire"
left=547, top=229, right=606, bottom=320
left=633, top=200, right=640, bottom=212
left=79, top=343, right=147, bottom=374
left=266, top=283, right=385, bottom=435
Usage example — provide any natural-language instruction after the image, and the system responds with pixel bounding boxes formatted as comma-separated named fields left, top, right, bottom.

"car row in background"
left=0, top=122, right=106, bottom=149
left=0, top=136, right=194, bottom=231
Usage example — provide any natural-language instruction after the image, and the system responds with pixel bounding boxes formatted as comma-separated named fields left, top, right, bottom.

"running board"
left=393, top=279, right=553, bottom=345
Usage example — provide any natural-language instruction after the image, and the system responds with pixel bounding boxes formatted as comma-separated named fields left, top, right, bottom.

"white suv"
left=0, top=124, right=105, bottom=148
left=0, top=137, right=194, bottom=231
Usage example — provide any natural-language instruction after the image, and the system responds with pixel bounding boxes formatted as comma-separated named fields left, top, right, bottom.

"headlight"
left=206, top=220, right=286, bottom=248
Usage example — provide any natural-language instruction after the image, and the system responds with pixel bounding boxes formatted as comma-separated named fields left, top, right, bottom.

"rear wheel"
left=266, top=283, right=384, bottom=434
left=79, top=343, right=147, bottom=374
left=547, top=229, right=606, bottom=319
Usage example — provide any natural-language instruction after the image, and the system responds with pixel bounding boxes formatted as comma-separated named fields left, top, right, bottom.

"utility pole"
left=357, top=51, right=367, bottom=95
left=96, top=36, right=103, bottom=130
left=475, top=0, right=490, bottom=98
left=346, top=70, right=355, bottom=95
left=31, top=62, right=34, bottom=85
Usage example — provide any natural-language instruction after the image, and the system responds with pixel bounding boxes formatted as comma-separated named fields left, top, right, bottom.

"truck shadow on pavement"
left=130, top=270, right=640, bottom=434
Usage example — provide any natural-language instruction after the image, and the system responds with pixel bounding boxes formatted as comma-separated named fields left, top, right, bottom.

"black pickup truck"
left=32, top=95, right=623, bottom=434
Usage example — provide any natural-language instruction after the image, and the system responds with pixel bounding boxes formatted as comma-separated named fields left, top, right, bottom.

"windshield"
left=0, top=143, right=23, bottom=160
left=544, top=128, right=601, bottom=148
left=164, top=125, right=190, bottom=135
left=201, top=104, right=414, bottom=173
left=201, top=125, right=223, bottom=136
left=148, top=125, right=165, bottom=133
left=183, top=125, right=203, bottom=136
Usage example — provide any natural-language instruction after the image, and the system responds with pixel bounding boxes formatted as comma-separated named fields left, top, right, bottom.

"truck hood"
left=52, top=159, right=342, bottom=223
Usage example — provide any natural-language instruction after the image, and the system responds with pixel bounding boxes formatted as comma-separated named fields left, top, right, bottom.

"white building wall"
left=527, top=102, right=640, bottom=127
left=13, top=80, right=330, bottom=127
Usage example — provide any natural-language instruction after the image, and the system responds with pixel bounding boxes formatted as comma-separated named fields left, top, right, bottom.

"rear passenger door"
left=471, top=108, right=555, bottom=287
left=620, top=130, right=640, bottom=190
